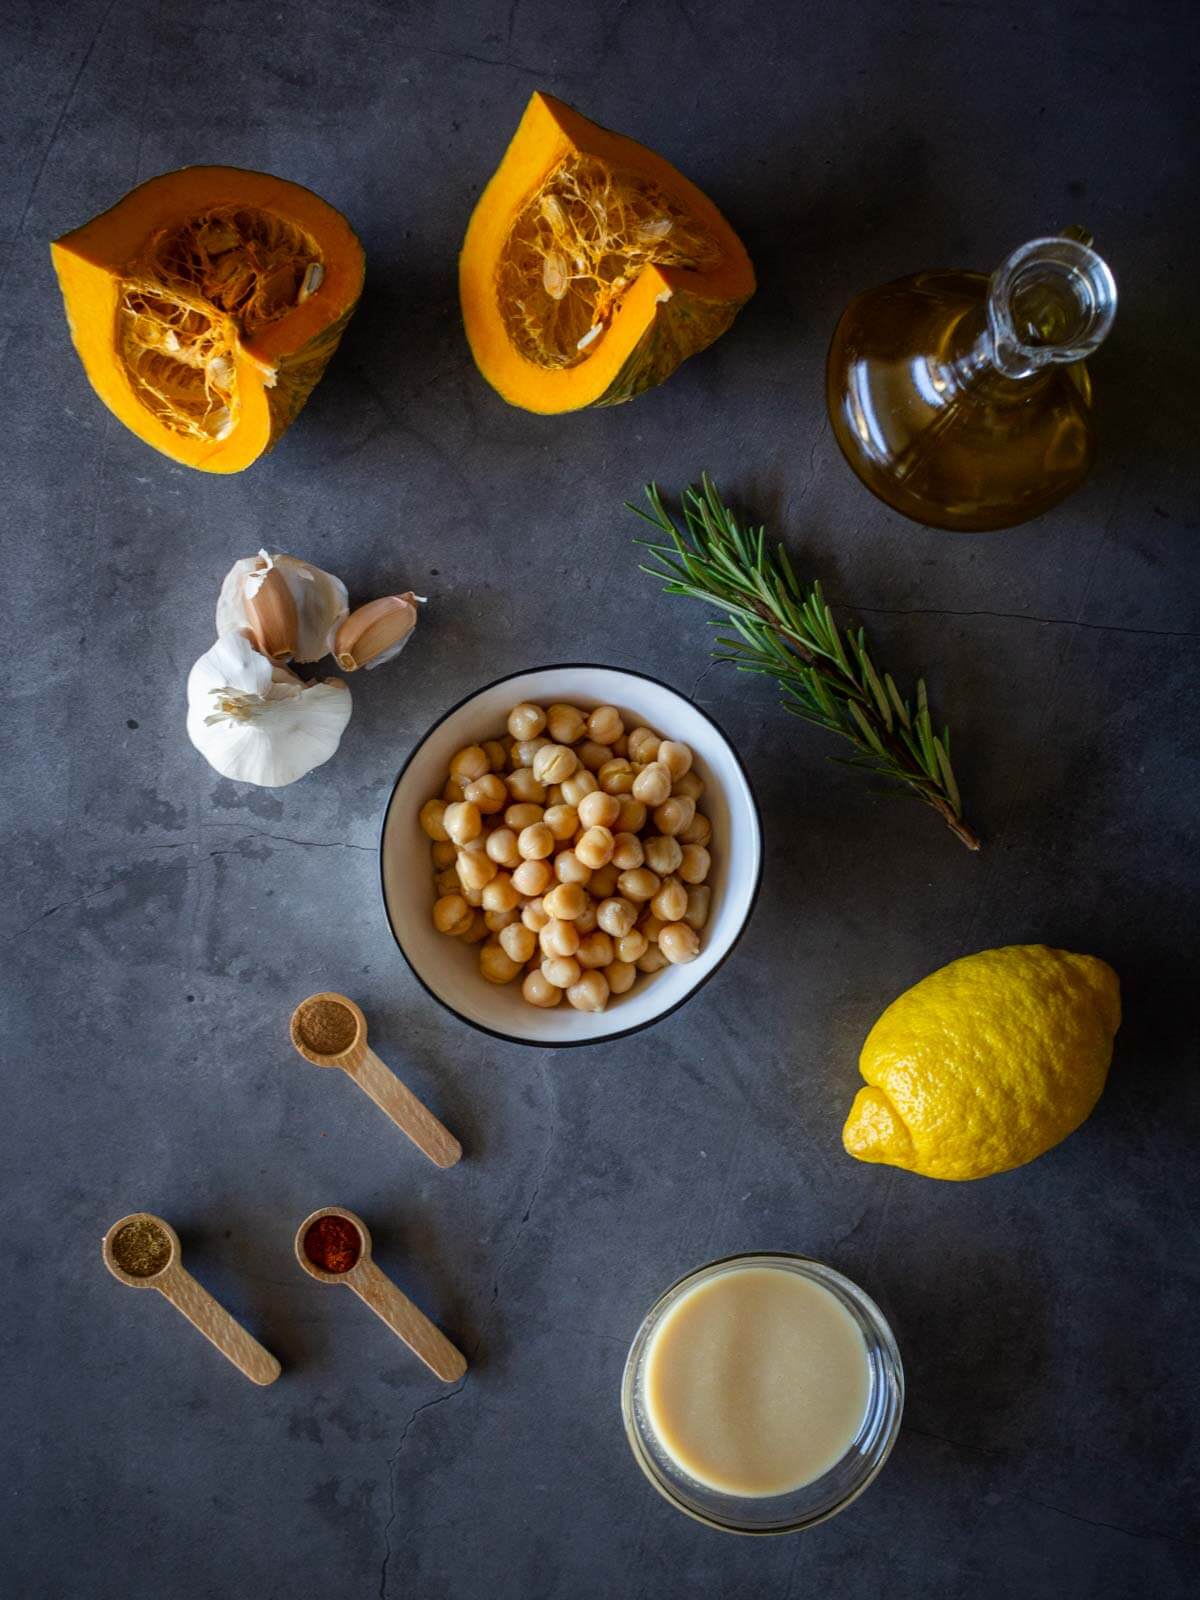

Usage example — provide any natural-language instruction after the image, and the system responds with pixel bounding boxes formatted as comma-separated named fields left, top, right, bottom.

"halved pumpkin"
left=51, top=166, right=365, bottom=473
left=460, top=93, right=755, bottom=412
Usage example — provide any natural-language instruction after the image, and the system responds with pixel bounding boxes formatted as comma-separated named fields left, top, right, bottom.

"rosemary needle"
left=631, top=474, right=981, bottom=852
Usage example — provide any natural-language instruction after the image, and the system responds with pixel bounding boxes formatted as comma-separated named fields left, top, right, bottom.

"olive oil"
left=827, top=235, right=1117, bottom=532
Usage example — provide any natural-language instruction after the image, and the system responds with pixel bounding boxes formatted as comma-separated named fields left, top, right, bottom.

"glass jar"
left=621, top=1252, right=904, bottom=1534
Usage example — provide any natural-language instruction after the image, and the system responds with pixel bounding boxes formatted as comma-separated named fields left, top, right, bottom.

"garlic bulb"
left=332, top=593, right=422, bottom=671
left=216, top=551, right=349, bottom=663
left=187, top=631, right=352, bottom=787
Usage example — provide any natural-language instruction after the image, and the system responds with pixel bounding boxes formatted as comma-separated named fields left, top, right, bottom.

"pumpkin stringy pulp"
left=497, top=156, right=723, bottom=369
left=119, top=207, right=324, bottom=441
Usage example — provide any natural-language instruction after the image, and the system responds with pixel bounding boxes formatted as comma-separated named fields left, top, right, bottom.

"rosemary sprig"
left=631, top=474, right=981, bottom=851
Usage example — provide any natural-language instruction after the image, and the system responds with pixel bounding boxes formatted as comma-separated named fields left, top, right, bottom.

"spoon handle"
left=156, top=1264, right=281, bottom=1386
left=347, top=1047, right=462, bottom=1168
left=348, top=1260, right=467, bottom=1383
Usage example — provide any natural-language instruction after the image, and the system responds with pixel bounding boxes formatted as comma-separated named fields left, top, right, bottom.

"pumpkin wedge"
left=51, top=167, right=364, bottom=472
left=460, top=93, right=755, bottom=412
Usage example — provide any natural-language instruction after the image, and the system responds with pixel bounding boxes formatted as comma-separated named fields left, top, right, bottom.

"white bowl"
left=379, top=665, right=763, bottom=1047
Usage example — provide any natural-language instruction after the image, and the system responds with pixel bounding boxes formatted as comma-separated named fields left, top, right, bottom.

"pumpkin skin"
left=459, top=93, right=755, bottom=412
left=51, top=166, right=364, bottom=473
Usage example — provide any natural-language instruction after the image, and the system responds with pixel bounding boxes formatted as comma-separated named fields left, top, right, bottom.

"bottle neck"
left=987, top=234, right=1116, bottom=379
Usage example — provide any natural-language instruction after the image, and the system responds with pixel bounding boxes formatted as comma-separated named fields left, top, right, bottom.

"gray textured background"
left=3, top=1, right=1198, bottom=1596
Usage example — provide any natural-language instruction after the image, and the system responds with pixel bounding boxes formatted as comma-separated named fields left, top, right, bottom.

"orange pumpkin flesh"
left=460, top=93, right=755, bottom=412
left=51, top=166, right=364, bottom=473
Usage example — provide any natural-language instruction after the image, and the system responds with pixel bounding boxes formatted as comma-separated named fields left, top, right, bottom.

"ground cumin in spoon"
left=296, top=997, right=358, bottom=1056
left=111, top=1217, right=171, bottom=1277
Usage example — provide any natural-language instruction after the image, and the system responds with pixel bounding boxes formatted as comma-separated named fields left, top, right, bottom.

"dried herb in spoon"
left=631, top=474, right=981, bottom=851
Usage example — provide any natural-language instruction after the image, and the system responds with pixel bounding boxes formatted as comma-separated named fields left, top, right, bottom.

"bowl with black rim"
left=379, top=664, right=762, bottom=1047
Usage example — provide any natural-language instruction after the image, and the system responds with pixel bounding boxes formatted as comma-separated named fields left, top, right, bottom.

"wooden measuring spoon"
left=294, top=1207, right=466, bottom=1383
left=289, top=993, right=461, bottom=1169
left=102, top=1212, right=281, bottom=1386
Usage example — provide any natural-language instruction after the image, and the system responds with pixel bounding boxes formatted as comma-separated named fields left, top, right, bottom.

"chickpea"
left=588, top=862, right=619, bottom=899
left=542, top=955, right=582, bottom=989
left=444, top=800, right=482, bottom=845
left=560, top=769, right=598, bottom=806
left=480, top=941, right=523, bottom=983
left=678, top=810, right=711, bottom=847
left=486, top=827, right=521, bottom=868
left=512, top=858, right=553, bottom=897
left=652, top=876, right=689, bottom=923
left=543, top=803, right=579, bottom=842
left=659, top=923, right=700, bottom=965
left=611, top=734, right=629, bottom=757
left=577, top=740, right=612, bottom=772
left=543, top=882, right=588, bottom=921
left=532, top=743, right=578, bottom=786
left=679, top=844, right=711, bottom=885
left=485, top=906, right=522, bottom=932
left=637, top=944, right=669, bottom=974
left=609, top=831, right=645, bottom=872
left=547, top=703, right=586, bottom=744
left=608, top=960, right=637, bottom=995
left=627, top=726, right=660, bottom=764
left=657, top=740, right=693, bottom=780
left=508, top=702, right=546, bottom=741
left=499, top=921, right=537, bottom=964
left=449, top=744, right=490, bottom=787
left=482, top=872, right=521, bottom=913
left=640, top=913, right=665, bottom=943
left=576, top=930, right=614, bottom=969
left=463, top=884, right=483, bottom=907
left=457, top=849, right=497, bottom=892
left=587, top=705, right=624, bottom=745
left=618, top=867, right=660, bottom=903
left=507, top=767, right=546, bottom=804
left=674, top=770, right=705, bottom=802
left=653, top=795, right=695, bottom=837
left=632, top=762, right=671, bottom=807
left=616, top=796, right=647, bottom=833
left=459, top=909, right=491, bottom=944
left=643, top=834, right=683, bottom=877
left=513, top=736, right=549, bottom=768
left=442, top=776, right=463, bottom=801
left=683, top=885, right=712, bottom=931
left=574, top=900, right=598, bottom=933
left=567, top=970, right=610, bottom=1012
left=434, top=867, right=461, bottom=897
left=554, top=849, right=592, bottom=886
left=505, top=801, right=543, bottom=831
left=597, top=896, right=637, bottom=937
left=616, top=930, right=648, bottom=964
left=517, top=823, right=554, bottom=861
left=419, top=798, right=449, bottom=842
left=433, top=893, right=472, bottom=936
left=464, top=773, right=508, bottom=814
left=576, top=826, right=615, bottom=869
left=483, top=738, right=508, bottom=772
left=522, top=969, right=562, bottom=1008
left=539, top=918, right=580, bottom=959
left=598, top=758, right=635, bottom=795
left=575, top=789, right=619, bottom=831
left=521, top=896, right=550, bottom=933
left=431, top=838, right=457, bottom=869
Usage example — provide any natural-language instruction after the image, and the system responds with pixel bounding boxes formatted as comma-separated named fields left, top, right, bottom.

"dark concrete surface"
left=3, top=2, right=1198, bottom=1596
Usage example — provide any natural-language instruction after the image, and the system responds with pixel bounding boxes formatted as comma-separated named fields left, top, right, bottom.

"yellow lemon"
left=843, top=945, right=1120, bottom=1181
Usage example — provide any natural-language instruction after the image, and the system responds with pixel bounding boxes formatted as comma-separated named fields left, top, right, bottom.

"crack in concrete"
left=836, top=601, right=1198, bottom=641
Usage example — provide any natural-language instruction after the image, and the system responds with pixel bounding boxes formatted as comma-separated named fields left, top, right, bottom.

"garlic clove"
left=243, top=564, right=298, bottom=662
left=215, top=550, right=349, bottom=664
left=187, top=630, right=352, bottom=787
left=332, top=593, right=421, bottom=671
